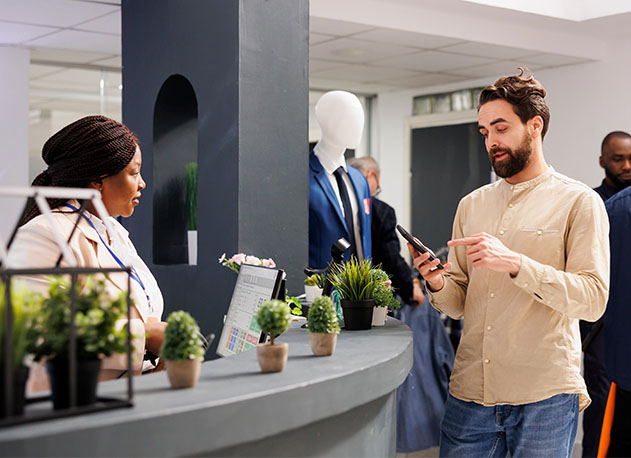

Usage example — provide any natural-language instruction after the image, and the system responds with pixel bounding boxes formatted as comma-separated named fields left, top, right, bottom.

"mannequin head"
left=315, top=91, right=364, bottom=158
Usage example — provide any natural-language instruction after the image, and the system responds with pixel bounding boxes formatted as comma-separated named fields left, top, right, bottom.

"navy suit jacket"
left=309, top=151, right=372, bottom=269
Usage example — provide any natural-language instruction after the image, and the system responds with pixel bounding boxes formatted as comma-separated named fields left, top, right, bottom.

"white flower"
left=245, top=255, right=261, bottom=265
left=218, top=253, right=226, bottom=263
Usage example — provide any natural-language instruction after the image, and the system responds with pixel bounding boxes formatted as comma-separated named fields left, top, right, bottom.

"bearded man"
left=408, top=69, right=610, bottom=458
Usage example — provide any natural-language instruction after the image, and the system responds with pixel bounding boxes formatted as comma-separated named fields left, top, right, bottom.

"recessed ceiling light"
left=118, top=84, right=123, bottom=90
left=332, top=48, right=367, bottom=57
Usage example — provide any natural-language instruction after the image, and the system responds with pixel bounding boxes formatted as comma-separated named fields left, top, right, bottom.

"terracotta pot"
left=166, top=358, right=202, bottom=389
left=372, top=306, right=387, bottom=326
left=309, top=332, right=338, bottom=356
left=256, top=342, right=288, bottom=373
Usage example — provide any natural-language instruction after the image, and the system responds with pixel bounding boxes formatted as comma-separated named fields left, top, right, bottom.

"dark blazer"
left=308, top=151, right=372, bottom=269
left=371, top=198, right=414, bottom=304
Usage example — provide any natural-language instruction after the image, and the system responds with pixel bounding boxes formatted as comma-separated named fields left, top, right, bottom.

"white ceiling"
left=0, top=0, right=600, bottom=112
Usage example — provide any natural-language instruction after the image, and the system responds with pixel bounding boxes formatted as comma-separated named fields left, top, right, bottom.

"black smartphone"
left=396, top=224, right=444, bottom=270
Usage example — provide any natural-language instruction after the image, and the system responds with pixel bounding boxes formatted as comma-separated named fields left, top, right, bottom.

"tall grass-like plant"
left=0, top=280, right=42, bottom=369
left=186, top=162, right=198, bottom=231
left=327, top=257, right=376, bottom=301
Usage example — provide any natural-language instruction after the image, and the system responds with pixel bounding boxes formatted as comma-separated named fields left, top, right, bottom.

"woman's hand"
left=145, top=321, right=167, bottom=355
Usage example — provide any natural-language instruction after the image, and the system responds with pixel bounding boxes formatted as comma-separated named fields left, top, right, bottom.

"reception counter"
left=0, top=319, right=412, bottom=457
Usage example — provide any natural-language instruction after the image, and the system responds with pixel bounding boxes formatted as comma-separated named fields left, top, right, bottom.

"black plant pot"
left=0, top=366, right=29, bottom=418
left=341, top=299, right=375, bottom=330
left=46, top=359, right=102, bottom=410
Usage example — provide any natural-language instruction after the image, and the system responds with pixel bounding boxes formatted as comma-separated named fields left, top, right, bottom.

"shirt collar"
left=502, top=166, right=554, bottom=192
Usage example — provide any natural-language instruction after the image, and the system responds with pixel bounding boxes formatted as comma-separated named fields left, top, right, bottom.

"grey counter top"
left=0, top=319, right=412, bottom=457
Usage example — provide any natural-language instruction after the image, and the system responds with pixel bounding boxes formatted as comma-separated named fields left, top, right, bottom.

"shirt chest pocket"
left=513, top=227, right=565, bottom=267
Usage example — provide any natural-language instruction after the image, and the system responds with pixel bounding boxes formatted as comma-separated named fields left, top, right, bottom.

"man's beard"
left=489, top=133, right=532, bottom=179
left=604, top=166, right=631, bottom=189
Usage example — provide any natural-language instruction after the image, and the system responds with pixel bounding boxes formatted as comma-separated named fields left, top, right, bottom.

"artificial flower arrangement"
left=218, top=253, right=276, bottom=274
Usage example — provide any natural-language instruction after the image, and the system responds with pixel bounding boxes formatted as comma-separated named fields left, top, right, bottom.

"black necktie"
left=333, top=167, right=359, bottom=260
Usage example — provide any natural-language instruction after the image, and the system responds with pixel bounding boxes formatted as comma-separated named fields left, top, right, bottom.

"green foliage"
left=0, top=280, right=43, bottom=369
left=161, top=311, right=205, bottom=361
left=372, top=268, right=401, bottom=309
left=256, top=299, right=291, bottom=345
left=327, top=257, right=376, bottom=301
left=186, top=162, right=198, bottom=231
left=304, top=274, right=325, bottom=287
left=286, top=295, right=303, bottom=316
left=307, top=296, right=340, bottom=334
left=29, top=276, right=129, bottom=361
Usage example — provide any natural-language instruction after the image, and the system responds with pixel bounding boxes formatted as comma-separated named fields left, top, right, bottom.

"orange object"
left=597, top=382, right=617, bottom=458
left=147, top=316, right=158, bottom=324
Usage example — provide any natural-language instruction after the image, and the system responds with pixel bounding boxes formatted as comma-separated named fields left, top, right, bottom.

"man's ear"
left=599, top=156, right=605, bottom=169
left=88, top=180, right=102, bottom=191
left=529, top=116, right=544, bottom=138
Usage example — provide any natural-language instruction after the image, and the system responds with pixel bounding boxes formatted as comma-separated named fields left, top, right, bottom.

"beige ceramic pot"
left=256, top=342, right=288, bottom=373
left=166, top=358, right=202, bottom=389
left=309, top=332, right=338, bottom=356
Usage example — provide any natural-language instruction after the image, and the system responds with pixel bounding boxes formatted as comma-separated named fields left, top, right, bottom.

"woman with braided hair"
left=8, top=115, right=166, bottom=388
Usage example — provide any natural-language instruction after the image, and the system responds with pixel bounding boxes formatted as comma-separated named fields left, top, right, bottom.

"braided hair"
left=19, top=115, right=138, bottom=226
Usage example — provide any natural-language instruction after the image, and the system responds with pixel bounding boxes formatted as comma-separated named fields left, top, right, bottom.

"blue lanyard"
left=64, top=204, right=149, bottom=301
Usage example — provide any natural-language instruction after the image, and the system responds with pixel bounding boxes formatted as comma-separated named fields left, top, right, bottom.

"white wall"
left=0, top=47, right=30, bottom=245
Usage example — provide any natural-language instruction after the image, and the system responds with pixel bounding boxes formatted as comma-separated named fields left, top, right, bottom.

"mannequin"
left=309, top=91, right=372, bottom=269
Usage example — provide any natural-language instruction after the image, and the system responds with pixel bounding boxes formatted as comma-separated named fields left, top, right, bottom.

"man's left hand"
left=448, top=232, right=521, bottom=276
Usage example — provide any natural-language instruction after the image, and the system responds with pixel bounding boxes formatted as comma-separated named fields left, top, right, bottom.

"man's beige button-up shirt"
left=427, top=167, right=609, bottom=411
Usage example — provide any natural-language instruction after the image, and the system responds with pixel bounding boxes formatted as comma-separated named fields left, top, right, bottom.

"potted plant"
left=186, top=161, right=198, bottom=266
left=29, top=276, right=129, bottom=410
left=328, top=257, right=377, bottom=330
left=371, top=268, right=400, bottom=326
left=0, top=281, right=42, bottom=417
left=255, top=299, right=291, bottom=373
left=161, top=310, right=205, bottom=389
left=304, top=273, right=324, bottom=303
left=307, top=296, right=340, bottom=356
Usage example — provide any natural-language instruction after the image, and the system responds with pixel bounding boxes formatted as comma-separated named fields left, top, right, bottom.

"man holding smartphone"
left=409, top=69, right=609, bottom=457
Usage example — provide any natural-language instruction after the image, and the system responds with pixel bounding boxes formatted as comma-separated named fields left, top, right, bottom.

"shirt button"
left=499, top=230, right=505, bottom=235
left=524, top=282, right=529, bottom=288
left=484, top=359, right=490, bottom=364
left=508, top=203, right=514, bottom=208
left=490, top=292, right=495, bottom=298
left=487, top=325, right=492, bottom=331
left=537, top=230, right=543, bottom=235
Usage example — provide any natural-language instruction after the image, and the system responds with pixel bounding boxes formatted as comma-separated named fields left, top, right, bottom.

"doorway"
left=410, top=121, right=491, bottom=253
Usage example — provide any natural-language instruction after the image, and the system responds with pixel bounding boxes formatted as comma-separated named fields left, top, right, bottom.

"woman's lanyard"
left=64, top=204, right=151, bottom=305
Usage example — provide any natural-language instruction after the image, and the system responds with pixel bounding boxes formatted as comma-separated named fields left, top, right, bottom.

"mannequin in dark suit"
left=308, top=91, right=372, bottom=269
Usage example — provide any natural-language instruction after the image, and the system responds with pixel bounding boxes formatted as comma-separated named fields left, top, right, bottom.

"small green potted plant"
left=371, top=268, right=400, bottom=326
left=255, top=299, right=291, bottom=372
left=161, top=310, right=205, bottom=389
left=328, top=257, right=377, bottom=330
left=29, top=276, right=129, bottom=410
left=0, top=280, right=42, bottom=417
left=304, top=273, right=325, bottom=303
left=307, top=296, right=340, bottom=356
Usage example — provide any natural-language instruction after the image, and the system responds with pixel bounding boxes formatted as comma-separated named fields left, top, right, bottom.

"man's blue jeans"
left=440, top=393, right=579, bottom=458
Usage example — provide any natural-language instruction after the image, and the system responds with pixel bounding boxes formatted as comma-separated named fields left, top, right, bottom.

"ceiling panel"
left=310, top=17, right=375, bottom=37
left=386, top=73, right=469, bottom=89
left=27, top=29, right=121, bottom=54
left=309, top=58, right=347, bottom=73
left=311, top=37, right=418, bottom=64
left=0, top=0, right=118, bottom=28
left=31, top=48, right=113, bottom=64
left=439, top=41, right=538, bottom=60
left=74, top=11, right=121, bottom=35
left=312, top=64, right=417, bottom=83
left=352, top=28, right=463, bottom=50
left=520, top=53, right=590, bottom=66
left=0, top=21, right=58, bottom=43
left=310, top=32, right=336, bottom=45
left=448, top=60, right=547, bottom=78
left=375, top=50, right=495, bottom=72
left=29, top=64, right=65, bottom=79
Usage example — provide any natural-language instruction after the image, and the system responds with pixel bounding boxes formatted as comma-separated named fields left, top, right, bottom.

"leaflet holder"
left=0, top=186, right=135, bottom=427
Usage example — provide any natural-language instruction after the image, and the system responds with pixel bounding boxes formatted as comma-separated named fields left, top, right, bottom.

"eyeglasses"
left=375, top=185, right=382, bottom=196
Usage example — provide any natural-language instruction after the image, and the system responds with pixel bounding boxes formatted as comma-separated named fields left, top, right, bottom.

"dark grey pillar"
left=121, top=0, right=309, bottom=358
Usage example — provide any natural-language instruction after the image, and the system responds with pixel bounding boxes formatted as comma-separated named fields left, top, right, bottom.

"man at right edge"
left=409, top=69, right=610, bottom=457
